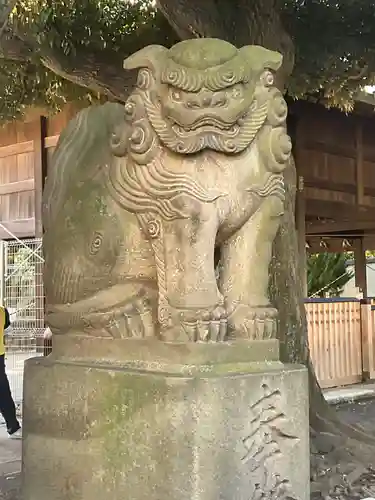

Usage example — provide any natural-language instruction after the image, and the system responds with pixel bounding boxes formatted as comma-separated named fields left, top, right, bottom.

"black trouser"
left=0, top=354, right=20, bottom=434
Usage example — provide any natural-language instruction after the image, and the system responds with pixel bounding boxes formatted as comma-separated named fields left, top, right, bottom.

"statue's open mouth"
left=171, top=115, right=236, bottom=132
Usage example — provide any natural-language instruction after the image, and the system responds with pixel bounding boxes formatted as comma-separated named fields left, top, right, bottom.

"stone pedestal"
left=21, top=337, right=309, bottom=500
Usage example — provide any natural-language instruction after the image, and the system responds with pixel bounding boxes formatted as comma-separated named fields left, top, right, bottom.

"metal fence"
left=2, top=238, right=44, bottom=404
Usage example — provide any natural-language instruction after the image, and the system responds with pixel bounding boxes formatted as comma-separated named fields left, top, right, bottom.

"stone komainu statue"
left=43, top=38, right=291, bottom=342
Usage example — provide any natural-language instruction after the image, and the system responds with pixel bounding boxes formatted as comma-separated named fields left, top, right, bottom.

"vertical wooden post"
left=33, top=116, right=47, bottom=238
left=296, top=176, right=307, bottom=296
left=360, top=299, right=374, bottom=380
left=354, top=237, right=367, bottom=298
left=32, top=116, right=47, bottom=352
left=355, top=120, right=365, bottom=206
left=0, top=240, right=5, bottom=307
left=293, top=114, right=308, bottom=297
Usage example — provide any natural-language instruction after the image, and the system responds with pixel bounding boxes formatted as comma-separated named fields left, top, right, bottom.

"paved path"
left=0, top=424, right=21, bottom=499
left=324, top=382, right=375, bottom=405
left=0, top=351, right=41, bottom=498
left=336, top=397, right=375, bottom=429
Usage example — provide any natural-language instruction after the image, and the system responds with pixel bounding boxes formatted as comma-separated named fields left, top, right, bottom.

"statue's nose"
left=201, top=93, right=212, bottom=107
left=187, top=92, right=213, bottom=109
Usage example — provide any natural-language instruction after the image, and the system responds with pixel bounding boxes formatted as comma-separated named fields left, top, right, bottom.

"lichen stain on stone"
left=95, top=372, right=170, bottom=486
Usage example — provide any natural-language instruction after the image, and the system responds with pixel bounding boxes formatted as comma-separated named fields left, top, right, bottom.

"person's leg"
left=0, top=354, right=20, bottom=434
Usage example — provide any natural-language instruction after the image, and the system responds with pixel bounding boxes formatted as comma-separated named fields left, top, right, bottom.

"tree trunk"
left=157, top=0, right=375, bottom=491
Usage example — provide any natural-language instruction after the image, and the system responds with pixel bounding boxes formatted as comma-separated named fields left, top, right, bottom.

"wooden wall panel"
left=294, top=101, right=375, bottom=213
left=17, top=152, right=34, bottom=181
left=363, top=160, right=375, bottom=189
left=305, top=187, right=355, bottom=205
left=362, top=116, right=375, bottom=164
left=0, top=191, right=35, bottom=221
left=301, top=151, right=356, bottom=185
left=298, top=107, right=356, bottom=150
left=325, top=155, right=356, bottom=185
left=0, top=145, right=35, bottom=230
left=0, top=156, right=17, bottom=184
left=0, top=106, right=77, bottom=238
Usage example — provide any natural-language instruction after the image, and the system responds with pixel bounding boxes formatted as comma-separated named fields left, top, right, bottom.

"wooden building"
left=289, top=94, right=375, bottom=297
left=1, top=97, right=375, bottom=296
left=0, top=106, right=77, bottom=240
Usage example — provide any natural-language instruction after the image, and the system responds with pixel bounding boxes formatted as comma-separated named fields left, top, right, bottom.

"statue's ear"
left=239, top=45, right=283, bottom=73
left=123, top=45, right=168, bottom=72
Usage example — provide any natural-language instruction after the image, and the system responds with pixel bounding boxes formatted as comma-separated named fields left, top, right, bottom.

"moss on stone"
left=95, top=371, right=170, bottom=485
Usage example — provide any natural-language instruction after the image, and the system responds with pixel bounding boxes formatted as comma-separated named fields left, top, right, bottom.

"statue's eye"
left=90, top=232, right=103, bottom=255
left=263, top=71, right=274, bottom=87
left=170, top=89, right=182, bottom=102
left=231, top=86, right=243, bottom=99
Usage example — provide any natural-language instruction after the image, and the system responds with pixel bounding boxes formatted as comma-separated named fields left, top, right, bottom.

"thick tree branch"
left=0, top=2, right=177, bottom=102
left=0, top=32, right=31, bottom=61
left=39, top=50, right=136, bottom=102
left=157, top=0, right=295, bottom=83
left=157, top=0, right=228, bottom=39
left=0, top=0, right=296, bottom=103
left=0, top=30, right=130, bottom=100
left=0, top=0, right=16, bottom=37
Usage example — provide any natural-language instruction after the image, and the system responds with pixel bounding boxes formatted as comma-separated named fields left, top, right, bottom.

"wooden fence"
left=305, top=298, right=375, bottom=389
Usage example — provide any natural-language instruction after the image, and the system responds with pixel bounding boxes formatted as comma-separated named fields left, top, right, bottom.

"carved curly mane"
left=108, top=152, right=221, bottom=221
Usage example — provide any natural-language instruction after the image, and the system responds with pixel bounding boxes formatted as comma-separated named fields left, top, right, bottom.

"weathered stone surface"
left=43, top=38, right=291, bottom=343
left=23, top=39, right=307, bottom=500
left=21, top=343, right=309, bottom=500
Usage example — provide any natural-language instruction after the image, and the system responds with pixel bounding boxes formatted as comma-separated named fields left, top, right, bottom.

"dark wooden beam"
left=32, top=116, right=48, bottom=332
left=304, top=178, right=356, bottom=195
left=306, top=220, right=375, bottom=235
left=306, top=199, right=375, bottom=221
left=302, top=141, right=356, bottom=161
left=294, top=115, right=307, bottom=296
left=33, top=116, right=47, bottom=238
left=304, top=177, right=375, bottom=200
left=354, top=237, right=368, bottom=298
left=306, top=234, right=358, bottom=252
left=355, top=119, right=365, bottom=206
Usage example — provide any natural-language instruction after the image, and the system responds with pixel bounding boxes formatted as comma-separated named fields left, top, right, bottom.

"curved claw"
left=104, top=296, right=156, bottom=338
left=162, top=304, right=228, bottom=342
left=227, top=304, right=278, bottom=340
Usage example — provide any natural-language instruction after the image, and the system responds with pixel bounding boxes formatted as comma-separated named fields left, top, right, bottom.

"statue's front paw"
left=227, top=303, right=278, bottom=340
left=104, top=294, right=156, bottom=338
left=162, top=304, right=227, bottom=342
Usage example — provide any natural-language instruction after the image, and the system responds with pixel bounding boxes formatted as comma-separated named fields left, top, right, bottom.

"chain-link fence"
left=2, top=238, right=44, bottom=404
